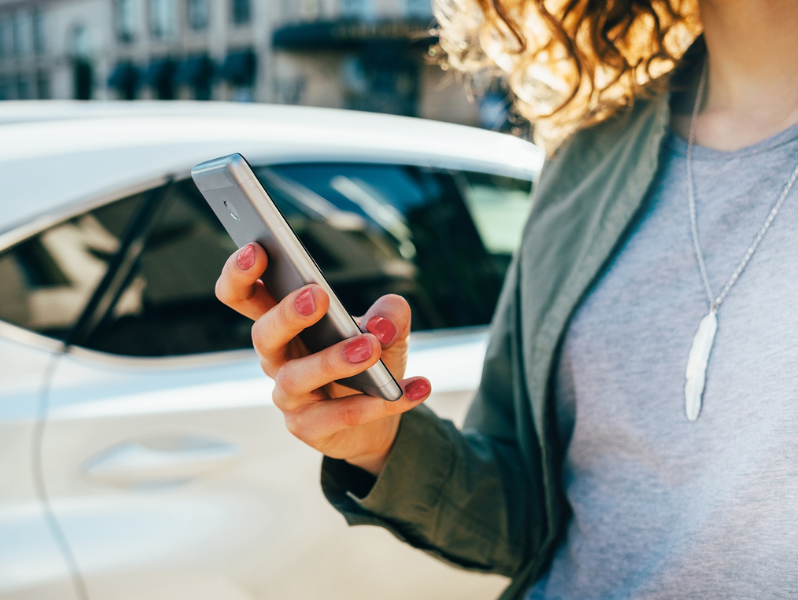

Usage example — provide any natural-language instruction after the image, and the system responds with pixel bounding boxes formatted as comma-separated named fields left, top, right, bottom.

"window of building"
left=187, top=0, right=209, bottom=30
left=36, top=71, right=49, bottom=99
left=0, top=17, right=10, bottom=58
left=0, top=194, right=144, bottom=341
left=12, top=11, right=32, bottom=56
left=69, top=23, right=93, bottom=99
left=115, top=0, right=138, bottom=42
left=220, top=48, right=256, bottom=101
left=404, top=0, right=431, bottom=18
left=69, top=24, right=91, bottom=58
left=299, top=0, right=321, bottom=20
left=0, top=78, right=13, bottom=100
left=175, top=54, right=214, bottom=100
left=150, top=0, right=177, bottom=38
left=142, top=57, right=176, bottom=100
left=108, top=61, right=140, bottom=100
left=231, top=0, right=251, bottom=25
left=340, top=0, right=370, bottom=19
left=32, top=10, right=45, bottom=53
left=16, top=74, right=31, bottom=99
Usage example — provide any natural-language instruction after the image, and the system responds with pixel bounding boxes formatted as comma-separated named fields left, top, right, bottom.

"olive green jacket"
left=321, top=90, right=672, bottom=599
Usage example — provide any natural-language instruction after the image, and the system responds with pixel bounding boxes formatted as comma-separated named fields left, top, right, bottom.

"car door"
left=38, top=180, right=294, bottom=600
left=0, top=332, right=80, bottom=600
left=34, top=164, right=532, bottom=600
left=0, top=192, right=151, bottom=600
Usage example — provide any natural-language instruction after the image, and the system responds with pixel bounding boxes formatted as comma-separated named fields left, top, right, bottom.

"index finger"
left=215, top=243, right=276, bottom=321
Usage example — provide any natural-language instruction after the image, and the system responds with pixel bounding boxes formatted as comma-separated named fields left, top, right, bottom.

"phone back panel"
left=192, top=154, right=402, bottom=401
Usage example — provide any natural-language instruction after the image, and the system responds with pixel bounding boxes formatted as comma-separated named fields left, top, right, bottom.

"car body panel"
left=0, top=336, right=77, bottom=600
left=39, top=332, right=498, bottom=599
left=0, top=101, right=542, bottom=234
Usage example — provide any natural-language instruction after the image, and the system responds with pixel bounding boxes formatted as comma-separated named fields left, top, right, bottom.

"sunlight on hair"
left=435, top=0, right=701, bottom=152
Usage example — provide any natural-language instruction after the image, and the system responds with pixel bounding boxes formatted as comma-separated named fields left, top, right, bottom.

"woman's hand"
left=216, top=243, right=431, bottom=476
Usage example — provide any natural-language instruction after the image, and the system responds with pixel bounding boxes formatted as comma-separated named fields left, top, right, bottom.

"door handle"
left=82, top=435, right=240, bottom=488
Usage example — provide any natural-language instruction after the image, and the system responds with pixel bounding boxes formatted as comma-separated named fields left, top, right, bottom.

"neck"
left=677, top=0, right=798, bottom=150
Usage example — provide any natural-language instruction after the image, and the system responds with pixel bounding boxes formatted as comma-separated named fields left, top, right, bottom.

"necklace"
left=684, top=61, right=798, bottom=421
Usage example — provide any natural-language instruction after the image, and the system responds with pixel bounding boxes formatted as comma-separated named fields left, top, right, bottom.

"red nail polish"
left=366, top=316, right=396, bottom=345
left=405, top=379, right=430, bottom=401
left=237, top=244, right=255, bottom=270
left=344, top=337, right=372, bottom=363
left=294, top=288, right=316, bottom=316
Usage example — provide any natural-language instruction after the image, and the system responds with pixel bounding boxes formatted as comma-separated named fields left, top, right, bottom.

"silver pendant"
left=684, top=311, right=718, bottom=421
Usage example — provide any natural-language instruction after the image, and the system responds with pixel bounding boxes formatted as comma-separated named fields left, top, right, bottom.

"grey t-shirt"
left=528, top=124, right=798, bottom=599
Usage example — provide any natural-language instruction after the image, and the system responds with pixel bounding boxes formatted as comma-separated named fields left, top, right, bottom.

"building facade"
left=0, top=0, right=489, bottom=126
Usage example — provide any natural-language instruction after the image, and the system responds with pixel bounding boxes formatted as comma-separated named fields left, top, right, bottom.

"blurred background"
left=0, top=0, right=522, bottom=133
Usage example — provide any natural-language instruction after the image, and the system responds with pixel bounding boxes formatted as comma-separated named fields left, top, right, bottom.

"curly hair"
left=434, top=0, right=701, bottom=150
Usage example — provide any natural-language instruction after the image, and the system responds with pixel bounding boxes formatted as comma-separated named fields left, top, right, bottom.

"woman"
left=215, top=0, right=798, bottom=597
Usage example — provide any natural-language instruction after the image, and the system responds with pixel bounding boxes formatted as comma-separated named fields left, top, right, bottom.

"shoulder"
left=515, top=92, right=670, bottom=312
left=539, top=94, right=670, bottom=198
left=522, top=93, right=671, bottom=247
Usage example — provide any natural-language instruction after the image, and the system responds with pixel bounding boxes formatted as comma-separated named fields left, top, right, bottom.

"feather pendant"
left=684, top=311, right=718, bottom=421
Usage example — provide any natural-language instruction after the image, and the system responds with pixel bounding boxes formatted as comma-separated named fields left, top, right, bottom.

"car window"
left=83, top=180, right=251, bottom=357
left=77, top=164, right=533, bottom=358
left=457, top=171, right=534, bottom=257
left=266, top=164, right=532, bottom=331
left=0, top=194, right=143, bottom=340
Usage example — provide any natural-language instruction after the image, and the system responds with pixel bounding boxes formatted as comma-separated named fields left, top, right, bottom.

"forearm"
left=322, top=404, right=546, bottom=576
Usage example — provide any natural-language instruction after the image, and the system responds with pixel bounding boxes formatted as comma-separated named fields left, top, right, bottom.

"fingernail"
left=344, top=336, right=373, bottom=363
left=294, top=288, right=316, bottom=316
left=405, top=379, right=430, bottom=401
left=366, top=316, right=396, bottom=345
left=237, top=244, right=255, bottom=270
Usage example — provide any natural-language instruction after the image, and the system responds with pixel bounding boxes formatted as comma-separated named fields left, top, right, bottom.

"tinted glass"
left=266, top=164, right=532, bottom=331
left=150, top=0, right=176, bottom=37
left=231, top=0, right=251, bottom=24
left=188, top=0, right=209, bottom=29
left=116, top=0, right=137, bottom=41
left=457, top=171, right=533, bottom=274
left=84, top=180, right=250, bottom=357
left=0, top=194, right=142, bottom=340
left=82, top=165, right=531, bottom=358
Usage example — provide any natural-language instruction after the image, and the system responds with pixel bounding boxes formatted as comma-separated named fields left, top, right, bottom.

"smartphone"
left=192, top=153, right=403, bottom=401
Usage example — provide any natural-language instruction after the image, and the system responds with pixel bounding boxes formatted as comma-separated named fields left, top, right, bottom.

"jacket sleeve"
left=321, top=255, right=548, bottom=577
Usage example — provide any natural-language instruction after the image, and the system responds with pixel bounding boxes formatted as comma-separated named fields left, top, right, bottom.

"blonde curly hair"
left=434, top=0, right=701, bottom=150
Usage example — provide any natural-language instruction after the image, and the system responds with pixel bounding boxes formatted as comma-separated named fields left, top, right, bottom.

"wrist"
left=346, top=452, right=389, bottom=477
left=344, top=413, right=402, bottom=476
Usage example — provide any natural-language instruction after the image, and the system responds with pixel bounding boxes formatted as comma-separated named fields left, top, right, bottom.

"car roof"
left=0, top=101, right=544, bottom=235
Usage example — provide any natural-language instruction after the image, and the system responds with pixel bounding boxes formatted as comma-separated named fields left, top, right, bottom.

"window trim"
left=0, top=318, right=66, bottom=353
left=0, top=174, right=170, bottom=255
left=66, top=340, right=259, bottom=369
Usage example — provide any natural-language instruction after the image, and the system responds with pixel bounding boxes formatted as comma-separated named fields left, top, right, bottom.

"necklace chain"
left=687, top=61, right=798, bottom=313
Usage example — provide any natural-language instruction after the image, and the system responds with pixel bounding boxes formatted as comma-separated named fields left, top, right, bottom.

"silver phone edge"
left=238, top=178, right=362, bottom=340
left=192, top=154, right=256, bottom=192
left=192, top=154, right=403, bottom=402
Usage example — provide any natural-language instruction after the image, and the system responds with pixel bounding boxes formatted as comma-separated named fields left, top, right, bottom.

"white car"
left=0, top=102, right=543, bottom=600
